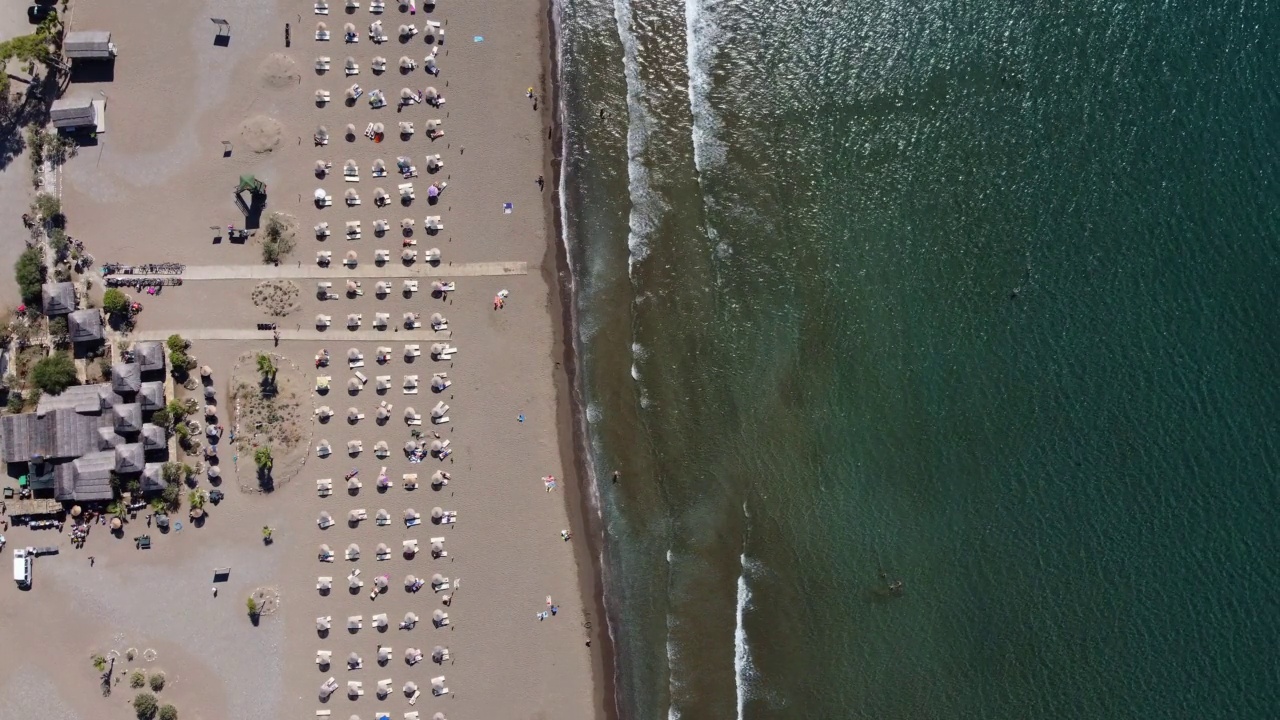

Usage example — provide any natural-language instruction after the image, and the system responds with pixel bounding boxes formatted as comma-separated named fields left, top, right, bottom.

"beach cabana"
left=42, top=282, right=76, bottom=316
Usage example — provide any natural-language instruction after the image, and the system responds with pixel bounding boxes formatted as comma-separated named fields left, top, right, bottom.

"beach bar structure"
left=64, top=31, right=118, bottom=61
left=50, top=98, right=97, bottom=131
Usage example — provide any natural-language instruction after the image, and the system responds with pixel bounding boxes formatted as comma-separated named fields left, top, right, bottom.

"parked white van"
left=13, top=548, right=31, bottom=588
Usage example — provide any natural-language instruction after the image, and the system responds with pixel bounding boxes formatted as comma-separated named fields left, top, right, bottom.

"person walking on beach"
left=536, top=175, right=544, bottom=191
left=89, top=556, right=95, bottom=567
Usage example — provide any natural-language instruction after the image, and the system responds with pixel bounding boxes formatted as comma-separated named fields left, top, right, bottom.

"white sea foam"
left=684, top=0, right=726, bottom=172
left=735, top=552, right=758, bottom=719
left=586, top=402, right=603, bottom=424
left=612, top=0, right=663, bottom=273
left=631, top=363, right=641, bottom=381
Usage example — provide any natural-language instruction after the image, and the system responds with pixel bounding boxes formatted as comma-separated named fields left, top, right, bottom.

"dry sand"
left=0, top=0, right=604, bottom=717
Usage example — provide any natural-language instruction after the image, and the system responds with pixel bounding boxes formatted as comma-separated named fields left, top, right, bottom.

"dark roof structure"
left=111, top=362, right=142, bottom=395
left=97, top=425, right=124, bottom=450
left=134, top=342, right=165, bottom=374
left=54, top=453, right=115, bottom=502
left=38, top=384, right=121, bottom=414
left=141, top=463, right=166, bottom=494
left=112, top=403, right=142, bottom=434
left=141, top=423, right=166, bottom=451
left=0, top=408, right=103, bottom=463
left=50, top=98, right=96, bottom=130
left=64, top=31, right=115, bottom=60
left=139, top=381, right=165, bottom=411
left=42, top=282, right=76, bottom=315
left=68, top=309, right=103, bottom=342
left=114, top=443, right=145, bottom=474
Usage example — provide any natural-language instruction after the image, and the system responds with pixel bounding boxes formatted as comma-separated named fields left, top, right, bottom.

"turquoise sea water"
left=556, top=0, right=1280, bottom=717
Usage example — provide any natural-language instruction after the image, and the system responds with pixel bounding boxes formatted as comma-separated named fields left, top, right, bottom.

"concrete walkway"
left=133, top=328, right=453, bottom=342
left=128, top=260, right=527, bottom=281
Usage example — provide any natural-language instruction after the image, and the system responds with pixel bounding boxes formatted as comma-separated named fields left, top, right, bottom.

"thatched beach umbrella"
left=430, top=439, right=444, bottom=454
left=430, top=402, right=447, bottom=419
left=347, top=406, right=361, bottom=421
left=320, top=543, right=332, bottom=556
left=343, top=22, right=356, bottom=34
left=376, top=508, right=390, bottom=523
left=431, top=541, right=444, bottom=556
left=430, top=376, right=449, bottom=392
left=319, top=511, right=333, bottom=525
left=431, top=343, right=447, bottom=356
left=345, top=188, right=359, bottom=203
left=376, top=376, right=392, bottom=392
left=432, top=609, right=446, bottom=623
left=431, top=281, right=446, bottom=294
left=204, top=404, right=217, bottom=417
left=315, top=89, right=329, bottom=102
left=426, top=155, right=441, bottom=170
left=401, top=248, right=416, bottom=262
left=400, top=87, right=413, bottom=100
left=373, top=122, right=385, bottom=135
left=432, top=646, right=446, bottom=662
left=404, top=407, right=417, bottom=421
left=345, top=123, right=357, bottom=139
left=374, top=574, right=388, bottom=589
left=347, top=543, right=360, bottom=557
left=399, top=55, right=414, bottom=69
left=207, top=465, right=221, bottom=479
left=404, top=508, right=419, bottom=521
left=348, top=347, right=362, bottom=361
left=430, top=470, right=446, bottom=486
left=431, top=506, right=443, bottom=520
left=398, top=24, right=411, bottom=37
left=376, top=406, right=391, bottom=422
left=345, top=56, right=357, bottom=71
left=348, top=509, right=363, bottom=523
left=348, top=652, right=361, bottom=667
left=404, top=681, right=418, bottom=695
left=317, top=21, right=328, bottom=33
left=424, top=247, right=441, bottom=262
left=347, top=440, right=362, bottom=454
left=318, top=405, right=333, bottom=418
left=70, top=504, right=82, bottom=518
left=425, top=86, right=438, bottom=100
left=404, top=574, right=418, bottom=587
left=348, top=378, right=362, bottom=393
left=345, top=249, right=358, bottom=262
left=378, top=646, right=392, bottom=663
left=316, top=124, right=329, bottom=141
left=374, top=187, right=388, bottom=204
left=347, top=477, right=360, bottom=491
left=110, top=516, right=122, bottom=530
left=374, top=440, right=389, bottom=456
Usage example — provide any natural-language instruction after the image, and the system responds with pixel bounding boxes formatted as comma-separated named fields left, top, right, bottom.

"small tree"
left=102, top=288, right=130, bottom=316
left=151, top=407, right=172, bottom=429
left=7, top=390, right=24, bottom=413
left=91, top=654, right=107, bottom=671
left=254, top=446, right=273, bottom=470
left=188, top=489, right=205, bottom=509
left=31, top=353, right=78, bottom=395
left=148, top=672, right=165, bottom=692
left=168, top=349, right=190, bottom=373
left=255, top=353, right=275, bottom=379
left=133, top=692, right=158, bottom=720
left=246, top=596, right=259, bottom=617
left=161, top=462, right=184, bottom=485
left=32, top=193, right=61, bottom=221
left=161, top=484, right=181, bottom=511
left=14, top=246, right=44, bottom=303
left=129, top=671, right=146, bottom=689
left=158, top=705, right=177, bottom=720
left=165, top=334, right=187, bottom=353
left=48, top=316, right=68, bottom=344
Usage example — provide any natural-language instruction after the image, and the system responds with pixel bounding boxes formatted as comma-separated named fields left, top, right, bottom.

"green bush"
left=254, top=446, right=273, bottom=470
left=158, top=705, right=177, bottom=720
left=260, top=214, right=294, bottom=264
left=49, top=228, right=69, bottom=256
left=91, top=654, right=106, bottom=671
left=161, top=484, right=181, bottom=510
left=129, top=671, right=145, bottom=688
left=165, top=334, right=187, bottom=353
left=246, top=596, right=259, bottom=616
left=102, top=288, right=129, bottom=316
left=14, top=246, right=44, bottom=303
left=133, top=692, right=158, bottom=720
left=32, top=192, right=60, bottom=221
left=31, top=353, right=77, bottom=395
left=7, top=390, right=24, bottom=413
left=168, top=350, right=189, bottom=372
left=148, top=672, right=165, bottom=692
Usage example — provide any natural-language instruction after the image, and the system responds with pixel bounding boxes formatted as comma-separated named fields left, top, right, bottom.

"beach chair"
left=403, top=473, right=419, bottom=490
left=347, top=314, right=362, bottom=328
left=431, top=677, right=448, bottom=696
left=352, top=508, right=368, bottom=521
left=441, top=511, right=457, bottom=524
left=315, top=222, right=331, bottom=238
left=316, top=56, right=332, bottom=70
left=346, top=194, right=361, bottom=207
left=374, top=312, right=390, bottom=329
left=355, top=370, right=369, bottom=384
left=319, top=193, right=333, bottom=207
left=316, top=28, right=331, bottom=41
left=375, top=248, right=391, bottom=264
left=370, top=0, right=385, bottom=12
left=317, top=250, right=333, bottom=265
left=316, top=649, right=332, bottom=664
left=318, top=478, right=333, bottom=496
left=318, top=514, right=334, bottom=529
left=346, top=0, right=359, bottom=9
left=345, top=168, right=359, bottom=183
left=403, top=375, right=419, bottom=394
left=315, top=0, right=330, bottom=14
left=346, top=221, right=362, bottom=240
left=405, top=712, right=419, bottom=720
left=401, top=165, right=418, bottom=179
left=343, top=253, right=358, bottom=268
left=403, top=280, right=419, bottom=295
left=399, top=183, right=415, bottom=200
left=317, top=89, right=332, bottom=104
left=348, top=681, right=364, bottom=697
left=431, top=401, right=449, bottom=425
left=425, top=216, right=444, bottom=231
left=405, top=344, right=421, bottom=358
left=349, top=351, right=365, bottom=368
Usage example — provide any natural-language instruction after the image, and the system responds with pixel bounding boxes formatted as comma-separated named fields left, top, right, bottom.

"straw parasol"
left=348, top=509, right=363, bottom=523
left=373, top=55, right=387, bottom=68
left=405, top=574, right=418, bottom=587
left=430, top=470, right=446, bottom=486
left=345, top=123, right=357, bottom=138
left=319, top=511, right=333, bottom=525
left=426, top=156, right=440, bottom=170
left=402, top=248, right=416, bottom=262
left=374, top=440, right=389, bottom=455
left=347, top=477, right=360, bottom=491
left=71, top=505, right=82, bottom=517
left=348, top=377, right=362, bottom=392
left=431, top=343, right=447, bottom=356
left=346, top=56, right=357, bottom=70
left=376, top=406, right=391, bottom=422
left=315, top=89, right=328, bottom=102
left=400, top=55, right=414, bottom=69
left=405, top=508, right=419, bottom=521
left=110, top=516, right=123, bottom=530
left=374, top=574, right=388, bottom=589
left=432, top=609, right=446, bottom=622
left=431, top=506, right=443, bottom=520
left=398, top=24, right=411, bottom=36
left=320, top=543, right=332, bottom=556
left=373, top=122, right=385, bottom=135
left=208, top=465, right=221, bottom=479
left=431, top=403, right=447, bottom=419
left=425, top=87, right=438, bottom=99
left=316, top=124, right=329, bottom=140
left=404, top=681, right=418, bottom=695
left=432, top=646, right=446, bottom=662
left=343, top=22, right=356, bottom=34
left=378, top=647, right=392, bottom=663
left=400, top=87, right=413, bottom=100
left=347, top=440, right=362, bottom=454
left=346, top=249, right=358, bottom=261
left=348, top=652, right=361, bottom=666
left=431, top=541, right=444, bottom=556
left=347, top=407, right=361, bottom=421
left=431, top=281, right=446, bottom=293
left=345, top=188, right=359, bottom=202
left=317, top=21, right=328, bottom=32
left=347, top=543, right=360, bottom=556
left=404, top=440, right=419, bottom=454
left=200, top=364, right=213, bottom=378
left=374, top=187, right=388, bottom=203
left=430, top=439, right=444, bottom=454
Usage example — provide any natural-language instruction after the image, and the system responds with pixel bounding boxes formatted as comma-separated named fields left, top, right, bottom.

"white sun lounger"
left=347, top=196, right=361, bottom=207
left=346, top=62, right=360, bottom=76
left=405, top=344, right=421, bottom=358
left=317, top=649, right=332, bottom=664
left=349, top=355, right=365, bottom=368
left=375, top=249, right=391, bottom=263
left=377, top=546, right=392, bottom=560
left=347, top=0, right=360, bottom=8
left=318, top=478, right=333, bottom=496
left=403, top=280, right=419, bottom=294
left=316, top=29, right=331, bottom=41
left=315, top=1, right=330, bottom=14
left=406, top=411, right=421, bottom=426
left=345, top=169, right=359, bottom=182
left=374, top=312, right=390, bottom=329
left=403, top=473, right=418, bottom=489
left=403, top=375, right=418, bottom=394
left=317, top=90, right=332, bottom=104
left=318, top=194, right=333, bottom=206
left=316, top=56, right=332, bottom=70
left=355, top=370, right=368, bottom=384
left=370, top=0, right=385, bottom=12
left=348, top=681, right=364, bottom=696
left=352, top=508, right=368, bottom=521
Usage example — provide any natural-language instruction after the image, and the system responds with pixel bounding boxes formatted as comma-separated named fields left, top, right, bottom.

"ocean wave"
left=684, top=0, right=726, bottom=172
left=586, top=402, right=603, bottom=424
left=736, top=553, right=759, bottom=720
left=612, top=0, right=664, bottom=273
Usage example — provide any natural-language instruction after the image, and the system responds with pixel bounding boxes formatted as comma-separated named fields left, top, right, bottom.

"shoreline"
left=541, top=0, right=622, bottom=717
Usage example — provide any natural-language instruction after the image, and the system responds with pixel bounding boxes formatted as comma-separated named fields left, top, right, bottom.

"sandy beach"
left=0, top=0, right=604, bottom=717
